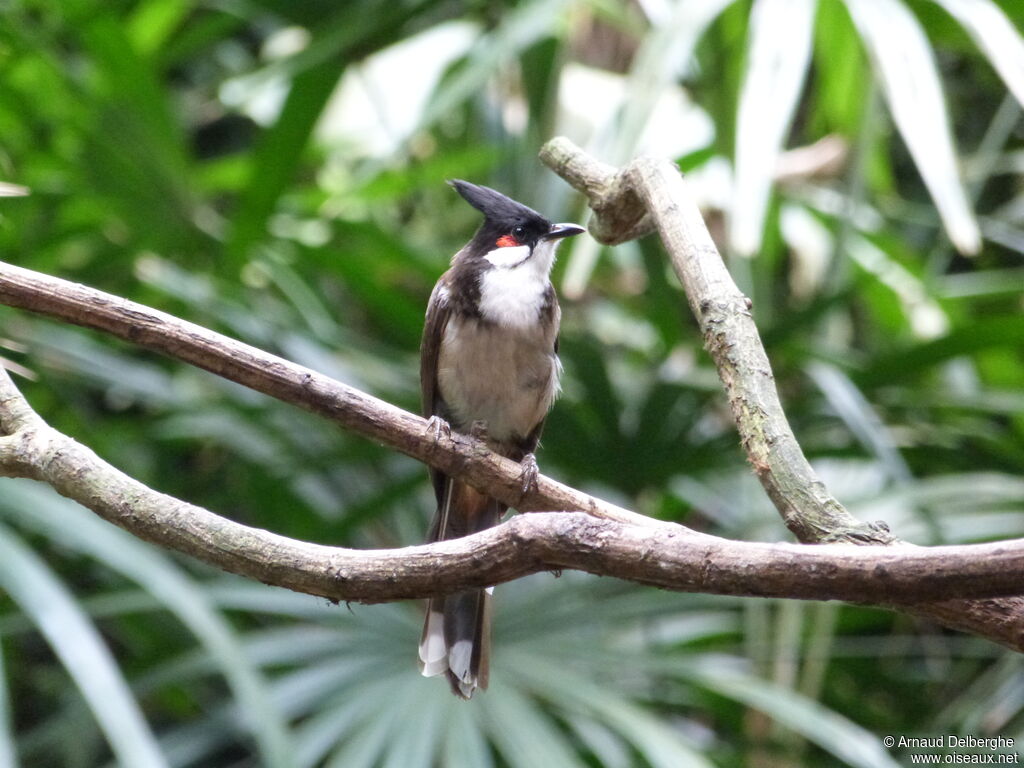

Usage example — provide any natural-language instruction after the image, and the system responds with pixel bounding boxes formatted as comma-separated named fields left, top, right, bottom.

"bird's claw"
left=469, top=420, right=489, bottom=441
left=424, top=415, right=451, bottom=443
left=519, top=453, right=540, bottom=497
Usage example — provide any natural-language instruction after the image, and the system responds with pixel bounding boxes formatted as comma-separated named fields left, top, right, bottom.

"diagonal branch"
left=0, top=259, right=654, bottom=530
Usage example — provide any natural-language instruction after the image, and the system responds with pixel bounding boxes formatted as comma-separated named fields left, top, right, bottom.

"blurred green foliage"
left=1, top=0, right=1023, bottom=766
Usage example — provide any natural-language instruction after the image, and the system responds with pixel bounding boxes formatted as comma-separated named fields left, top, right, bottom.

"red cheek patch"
left=496, top=234, right=520, bottom=248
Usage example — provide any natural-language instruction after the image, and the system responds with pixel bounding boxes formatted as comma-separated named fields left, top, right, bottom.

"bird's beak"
left=543, top=223, right=586, bottom=241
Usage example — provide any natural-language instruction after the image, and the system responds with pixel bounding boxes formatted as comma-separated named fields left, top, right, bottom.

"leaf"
left=614, top=0, right=734, bottom=158
left=74, top=13, right=191, bottom=173
left=127, top=0, right=192, bottom=56
left=934, top=0, right=1024, bottom=109
left=0, top=484, right=295, bottom=768
left=227, top=0, right=446, bottom=264
left=806, top=360, right=912, bottom=482
left=731, top=0, right=817, bottom=256
left=378, top=680, right=446, bottom=768
left=812, top=0, right=869, bottom=133
left=680, top=663, right=902, bottom=768
left=441, top=701, right=494, bottom=768
left=293, top=699, right=373, bottom=768
left=855, top=316, right=1024, bottom=386
left=480, top=683, right=588, bottom=768
left=842, top=0, right=981, bottom=254
left=322, top=676, right=421, bottom=768
left=0, top=637, right=17, bottom=768
left=417, top=0, right=573, bottom=131
left=563, top=0, right=733, bottom=295
left=228, top=58, right=343, bottom=263
left=513, top=656, right=715, bottom=768
left=0, top=521, right=168, bottom=768
left=937, top=266, right=1024, bottom=298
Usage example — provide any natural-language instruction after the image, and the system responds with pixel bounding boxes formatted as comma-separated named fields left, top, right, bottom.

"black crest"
left=449, top=179, right=549, bottom=231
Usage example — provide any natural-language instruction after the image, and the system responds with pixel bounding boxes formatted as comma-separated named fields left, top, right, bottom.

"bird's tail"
left=418, top=479, right=503, bottom=699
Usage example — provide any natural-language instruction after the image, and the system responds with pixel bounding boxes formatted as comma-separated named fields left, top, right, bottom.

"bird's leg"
left=424, top=415, right=451, bottom=443
left=468, top=420, right=492, bottom=461
left=469, top=419, right=489, bottom=441
left=518, top=452, right=540, bottom=497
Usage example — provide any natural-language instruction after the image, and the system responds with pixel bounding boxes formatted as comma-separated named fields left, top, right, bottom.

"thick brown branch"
left=541, top=136, right=1024, bottom=652
left=0, top=260, right=654, bottom=529
left=4, top=367, right=1024, bottom=607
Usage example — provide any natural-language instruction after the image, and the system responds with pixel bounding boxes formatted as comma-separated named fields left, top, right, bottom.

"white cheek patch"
left=483, top=244, right=531, bottom=268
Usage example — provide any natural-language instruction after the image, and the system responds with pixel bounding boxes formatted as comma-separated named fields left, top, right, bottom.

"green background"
left=1, top=0, right=1023, bottom=766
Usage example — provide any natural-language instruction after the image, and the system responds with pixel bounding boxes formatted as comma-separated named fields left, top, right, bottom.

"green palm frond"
left=0, top=522, right=167, bottom=768
left=0, top=484, right=293, bottom=767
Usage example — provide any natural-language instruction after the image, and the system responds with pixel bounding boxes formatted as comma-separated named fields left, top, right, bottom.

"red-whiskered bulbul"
left=418, top=180, right=585, bottom=698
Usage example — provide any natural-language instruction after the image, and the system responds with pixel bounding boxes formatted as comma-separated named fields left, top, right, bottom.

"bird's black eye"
left=512, top=225, right=525, bottom=239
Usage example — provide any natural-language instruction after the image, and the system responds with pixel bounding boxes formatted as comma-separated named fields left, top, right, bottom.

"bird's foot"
left=424, top=415, right=451, bottom=443
left=469, top=420, right=489, bottom=441
left=518, top=452, right=540, bottom=498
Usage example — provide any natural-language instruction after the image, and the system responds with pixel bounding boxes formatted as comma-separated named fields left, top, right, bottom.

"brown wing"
left=420, top=274, right=453, bottom=507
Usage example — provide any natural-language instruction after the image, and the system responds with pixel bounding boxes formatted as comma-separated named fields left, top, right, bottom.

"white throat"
left=478, top=238, right=559, bottom=327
